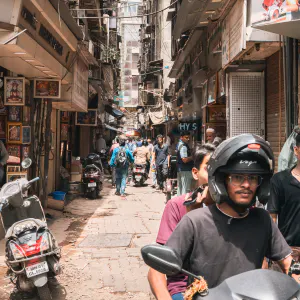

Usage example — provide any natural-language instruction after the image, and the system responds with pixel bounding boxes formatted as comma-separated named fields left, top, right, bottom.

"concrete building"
left=118, top=0, right=143, bottom=110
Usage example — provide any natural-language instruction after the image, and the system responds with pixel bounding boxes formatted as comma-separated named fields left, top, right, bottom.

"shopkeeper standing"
left=0, top=141, right=8, bottom=185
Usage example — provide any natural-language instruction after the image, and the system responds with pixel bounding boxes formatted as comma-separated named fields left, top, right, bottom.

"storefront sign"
left=39, top=24, right=63, bottom=56
left=34, top=79, right=61, bottom=99
left=19, top=4, right=74, bottom=68
left=178, top=122, right=198, bottom=131
left=222, top=0, right=247, bottom=66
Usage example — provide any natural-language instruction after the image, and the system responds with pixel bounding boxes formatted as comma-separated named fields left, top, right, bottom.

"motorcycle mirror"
left=21, top=158, right=32, bottom=169
left=141, top=245, right=183, bottom=276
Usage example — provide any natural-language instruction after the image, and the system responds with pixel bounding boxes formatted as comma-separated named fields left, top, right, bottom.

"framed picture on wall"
left=8, top=106, right=22, bottom=122
left=0, top=116, right=6, bottom=139
left=22, top=145, right=30, bottom=161
left=34, top=79, right=61, bottom=99
left=7, top=172, right=27, bottom=183
left=61, top=111, right=70, bottom=123
left=207, top=74, right=217, bottom=105
left=4, top=77, right=25, bottom=106
left=75, top=109, right=97, bottom=126
left=207, top=105, right=226, bottom=123
left=60, top=124, right=68, bottom=141
left=7, top=165, right=21, bottom=173
left=22, top=126, right=31, bottom=144
left=7, top=122, right=22, bottom=144
left=7, top=145, right=21, bottom=164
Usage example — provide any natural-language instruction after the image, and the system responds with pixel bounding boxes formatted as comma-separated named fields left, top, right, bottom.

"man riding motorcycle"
left=150, top=134, right=293, bottom=298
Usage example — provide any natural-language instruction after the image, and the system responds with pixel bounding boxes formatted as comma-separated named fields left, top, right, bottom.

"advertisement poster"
left=252, top=0, right=300, bottom=25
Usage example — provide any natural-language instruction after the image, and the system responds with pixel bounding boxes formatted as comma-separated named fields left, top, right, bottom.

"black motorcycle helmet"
left=208, top=134, right=274, bottom=206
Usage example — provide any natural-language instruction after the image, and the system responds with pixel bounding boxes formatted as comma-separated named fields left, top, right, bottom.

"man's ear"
left=192, top=167, right=198, bottom=181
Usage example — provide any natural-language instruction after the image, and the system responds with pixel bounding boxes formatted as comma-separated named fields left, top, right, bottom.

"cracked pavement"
left=0, top=180, right=165, bottom=299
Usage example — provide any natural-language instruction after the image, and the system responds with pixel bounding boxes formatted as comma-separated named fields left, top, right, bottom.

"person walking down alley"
left=152, top=135, right=170, bottom=191
left=110, top=139, right=134, bottom=199
left=177, top=131, right=194, bottom=196
left=96, top=134, right=107, bottom=152
left=109, top=138, right=120, bottom=188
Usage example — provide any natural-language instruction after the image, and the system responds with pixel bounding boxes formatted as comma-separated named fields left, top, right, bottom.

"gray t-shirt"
left=166, top=205, right=291, bottom=288
left=154, top=144, right=169, bottom=166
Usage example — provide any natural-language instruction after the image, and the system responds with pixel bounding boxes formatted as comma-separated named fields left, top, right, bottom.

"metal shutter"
left=229, top=73, right=265, bottom=138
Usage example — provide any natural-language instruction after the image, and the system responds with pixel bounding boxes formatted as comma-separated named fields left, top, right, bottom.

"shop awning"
left=253, top=20, right=300, bottom=40
left=104, top=105, right=124, bottom=120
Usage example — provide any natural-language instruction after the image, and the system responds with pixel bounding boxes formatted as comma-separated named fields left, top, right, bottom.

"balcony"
left=172, top=0, right=227, bottom=39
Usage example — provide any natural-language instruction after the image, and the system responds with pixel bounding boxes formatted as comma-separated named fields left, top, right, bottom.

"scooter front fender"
left=31, top=273, right=48, bottom=287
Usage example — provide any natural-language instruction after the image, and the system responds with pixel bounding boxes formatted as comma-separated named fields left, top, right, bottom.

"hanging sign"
left=178, top=122, right=198, bottom=131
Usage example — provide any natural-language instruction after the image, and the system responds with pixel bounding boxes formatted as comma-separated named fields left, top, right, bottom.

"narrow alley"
left=0, top=181, right=165, bottom=300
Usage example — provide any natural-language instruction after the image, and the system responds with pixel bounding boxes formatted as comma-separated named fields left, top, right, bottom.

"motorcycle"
left=99, top=148, right=111, bottom=175
left=133, top=164, right=148, bottom=186
left=166, top=155, right=177, bottom=202
left=82, top=153, right=104, bottom=199
left=0, top=158, right=61, bottom=300
left=142, top=244, right=300, bottom=299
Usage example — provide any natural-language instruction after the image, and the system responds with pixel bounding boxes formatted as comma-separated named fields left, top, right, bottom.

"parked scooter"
left=142, top=244, right=300, bottom=299
left=1, top=158, right=61, bottom=300
left=82, top=153, right=104, bottom=199
left=133, top=164, right=147, bottom=186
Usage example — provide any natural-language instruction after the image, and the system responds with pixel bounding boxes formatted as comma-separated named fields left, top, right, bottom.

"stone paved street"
left=0, top=180, right=165, bottom=299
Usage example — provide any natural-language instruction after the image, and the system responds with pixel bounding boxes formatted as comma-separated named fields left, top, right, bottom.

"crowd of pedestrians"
left=107, top=127, right=300, bottom=299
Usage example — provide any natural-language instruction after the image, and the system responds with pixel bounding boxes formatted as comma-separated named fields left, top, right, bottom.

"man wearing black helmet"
left=161, top=134, right=293, bottom=294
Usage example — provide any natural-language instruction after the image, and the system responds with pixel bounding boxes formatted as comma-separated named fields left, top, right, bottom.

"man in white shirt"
left=96, top=134, right=107, bottom=152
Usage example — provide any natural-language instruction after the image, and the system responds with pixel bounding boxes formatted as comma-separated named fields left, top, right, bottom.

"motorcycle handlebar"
left=28, top=177, right=40, bottom=185
left=22, top=177, right=40, bottom=192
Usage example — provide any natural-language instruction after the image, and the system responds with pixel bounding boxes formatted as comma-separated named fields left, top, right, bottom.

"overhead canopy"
left=104, top=105, right=124, bottom=120
left=254, top=20, right=300, bottom=40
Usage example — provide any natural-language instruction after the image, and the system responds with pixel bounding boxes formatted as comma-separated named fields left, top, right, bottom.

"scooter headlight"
left=13, top=221, right=36, bottom=235
left=40, top=233, right=50, bottom=252
left=9, top=242, right=25, bottom=260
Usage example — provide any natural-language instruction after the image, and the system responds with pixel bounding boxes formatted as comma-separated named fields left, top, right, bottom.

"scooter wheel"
left=90, top=189, right=97, bottom=199
left=37, top=283, right=52, bottom=300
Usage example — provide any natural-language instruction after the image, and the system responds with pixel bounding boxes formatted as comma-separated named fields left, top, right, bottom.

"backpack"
left=115, top=147, right=128, bottom=168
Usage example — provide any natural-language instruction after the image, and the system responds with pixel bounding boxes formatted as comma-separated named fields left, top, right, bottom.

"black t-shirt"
left=267, top=168, right=300, bottom=246
left=166, top=205, right=291, bottom=288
